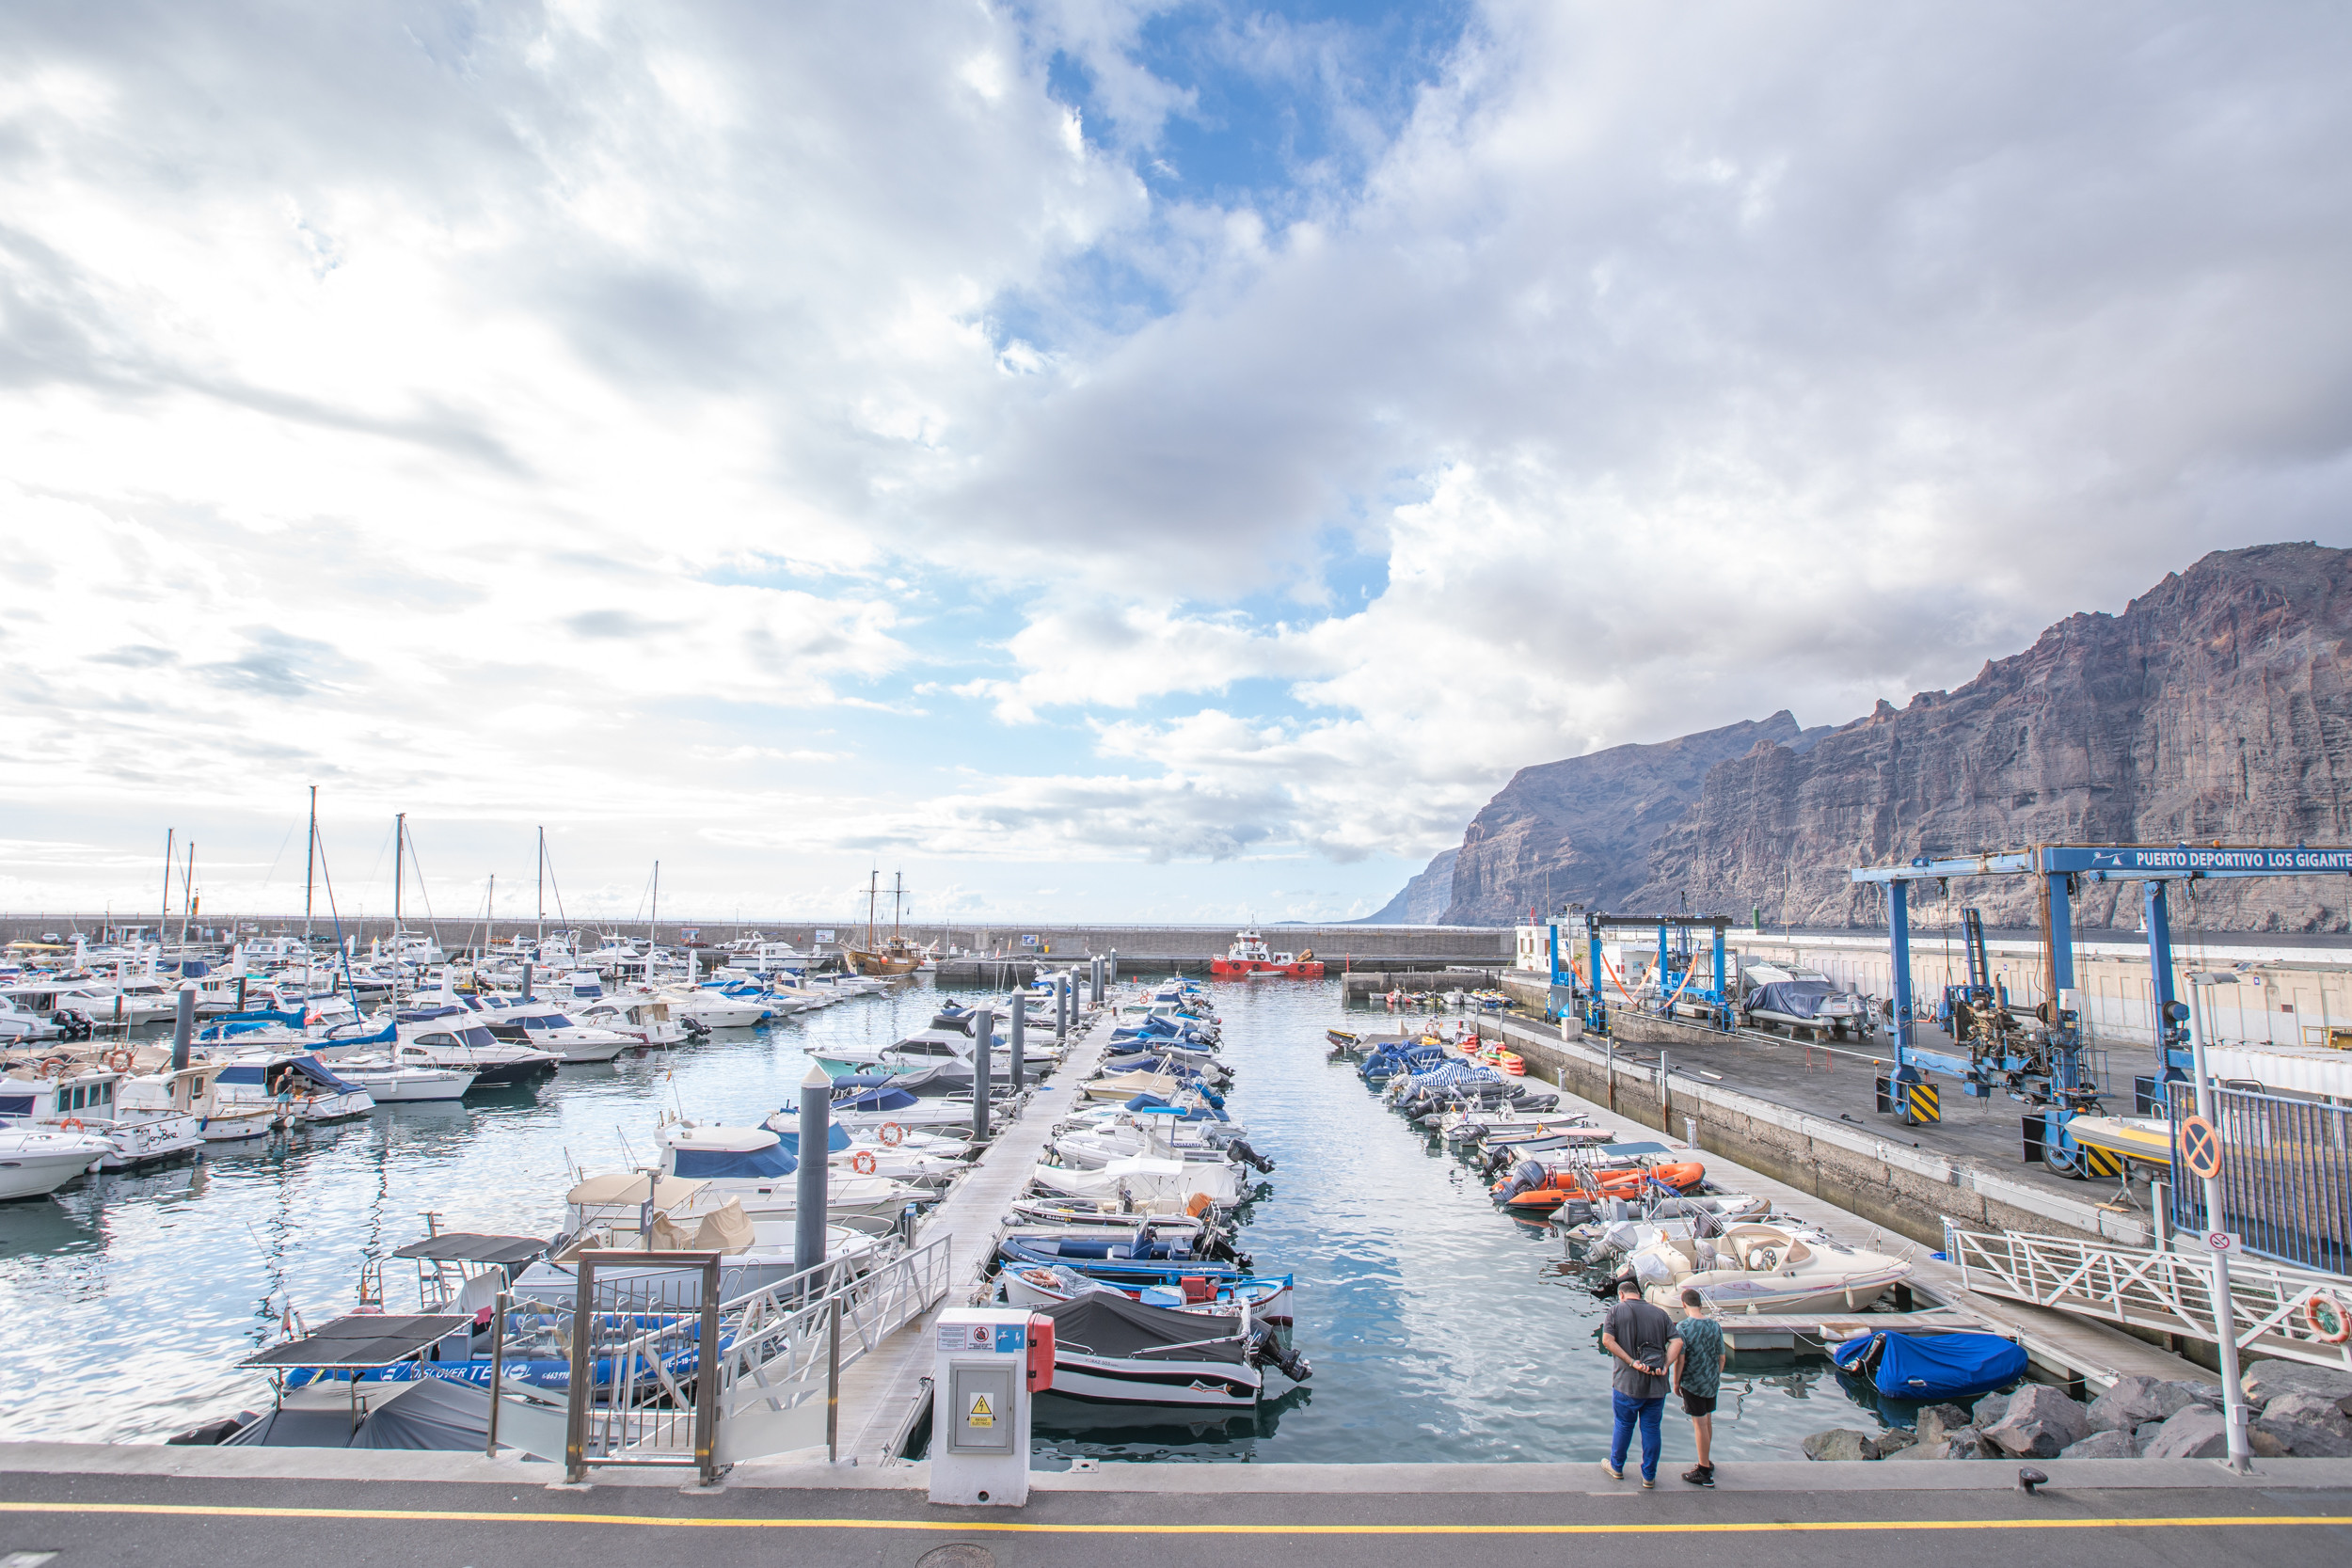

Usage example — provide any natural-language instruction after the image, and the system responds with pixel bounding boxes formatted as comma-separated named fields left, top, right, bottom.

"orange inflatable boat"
left=1489, top=1161, right=1705, bottom=1212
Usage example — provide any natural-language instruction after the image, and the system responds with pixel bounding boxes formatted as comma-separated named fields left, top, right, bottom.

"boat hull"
left=1044, top=1353, right=1261, bottom=1408
left=1208, top=959, right=1325, bottom=978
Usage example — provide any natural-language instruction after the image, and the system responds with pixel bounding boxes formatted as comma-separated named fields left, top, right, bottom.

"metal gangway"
left=1944, top=1222, right=2352, bottom=1373
left=501, top=1235, right=953, bottom=1484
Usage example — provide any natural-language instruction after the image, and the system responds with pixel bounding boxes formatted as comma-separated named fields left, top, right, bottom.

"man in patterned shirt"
left=1666, top=1288, right=1727, bottom=1487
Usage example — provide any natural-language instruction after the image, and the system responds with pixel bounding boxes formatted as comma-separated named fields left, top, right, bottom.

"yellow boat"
left=2064, top=1115, right=2173, bottom=1166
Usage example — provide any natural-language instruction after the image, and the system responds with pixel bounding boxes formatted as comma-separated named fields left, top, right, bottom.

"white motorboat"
left=1029, top=1153, right=1242, bottom=1209
left=652, top=1121, right=923, bottom=1222
left=1, top=1060, right=205, bottom=1167
left=1029, top=1291, right=1266, bottom=1410
left=1739, top=963, right=1875, bottom=1039
left=0, top=1126, right=113, bottom=1199
left=205, top=1053, right=375, bottom=1128
left=477, top=1006, right=636, bottom=1064
left=654, top=984, right=775, bottom=1030
left=1628, top=1220, right=1914, bottom=1315
left=569, top=995, right=692, bottom=1047
left=316, top=1017, right=557, bottom=1086
left=326, top=1059, right=476, bottom=1102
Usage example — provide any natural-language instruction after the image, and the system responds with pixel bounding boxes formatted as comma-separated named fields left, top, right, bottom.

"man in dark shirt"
left=1598, top=1277, right=1672, bottom=1486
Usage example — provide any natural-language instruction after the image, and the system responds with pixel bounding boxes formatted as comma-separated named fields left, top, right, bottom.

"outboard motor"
left=1251, top=1333, right=1313, bottom=1382
left=1224, top=1138, right=1276, bottom=1175
left=1494, top=1159, right=1548, bottom=1207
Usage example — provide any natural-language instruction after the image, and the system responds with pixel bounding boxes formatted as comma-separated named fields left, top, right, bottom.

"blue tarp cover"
left=773, top=1125, right=853, bottom=1154
left=1749, top=980, right=1836, bottom=1019
left=673, top=1144, right=795, bottom=1180
left=1832, top=1330, right=2026, bottom=1402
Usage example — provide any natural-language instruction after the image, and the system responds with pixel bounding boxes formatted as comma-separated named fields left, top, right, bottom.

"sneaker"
left=1682, top=1465, right=1715, bottom=1487
left=1601, top=1464, right=1624, bottom=1481
left=1642, top=1477, right=1656, bottom=1489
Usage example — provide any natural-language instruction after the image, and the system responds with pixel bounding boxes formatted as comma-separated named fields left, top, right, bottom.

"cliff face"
left=1438, top=711, right=1832, bottom=924
left=1355, top=847, right=1456, bottom=924
left=1626, top=544, right=2352, bottom=929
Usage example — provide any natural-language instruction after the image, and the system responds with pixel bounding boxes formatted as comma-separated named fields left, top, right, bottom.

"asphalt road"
left=3, top=1475, right=2348, bottom=1568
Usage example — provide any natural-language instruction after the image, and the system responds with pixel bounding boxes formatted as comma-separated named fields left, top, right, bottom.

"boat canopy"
left=242, top=1312, right=472, bottom=1370
left=214, top=1055, right=362, bottom=1092
left=390, top=1232, right=548, bottom=1265
left=773, top=1125, right=854, bottom=1155
left=667, top=1126, right=796, bottom=1180
left=565, top=1172, right=709, bottom=1209
left=1035, top=1291, right=1248, bottom=1365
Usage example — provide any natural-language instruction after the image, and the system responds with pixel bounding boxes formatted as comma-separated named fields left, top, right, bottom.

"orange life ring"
left=106, top=1049, right=135, bottom=1072
left=850, top=1149, right=878, bottom=1175
left=38, top=1058, right=67, bottom=1079
left=879, top=1121, right=905, bottom=1147
left=2307, top=1291, right=2352, bottom=1344
left=59, top=1117, right=86, bottom=1132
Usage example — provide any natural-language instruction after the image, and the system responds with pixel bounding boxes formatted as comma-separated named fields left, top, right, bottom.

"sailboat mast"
left=536, top=827, right=546, bottom=945
left=158, top=828, right=174, bottom=954
left=303, top=786, right=317, bottom=938
left=181, top=842, right=197, bottom=945
left=867, top=870, right=878, bottom=951
left=393, top=813, right=405, bottom=934
left=893, top=870, right=903, bottom=946
left=485, top=872, right=495, bottom=959
left=649, top=862, right=660, bottom=946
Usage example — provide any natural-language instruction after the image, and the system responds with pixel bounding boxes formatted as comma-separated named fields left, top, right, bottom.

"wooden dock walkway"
left=829, top=1007, right=1115, bottom=1461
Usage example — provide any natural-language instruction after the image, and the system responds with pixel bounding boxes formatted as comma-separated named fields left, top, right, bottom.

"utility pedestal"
left=929, top=1307, right=1054, bottom=1507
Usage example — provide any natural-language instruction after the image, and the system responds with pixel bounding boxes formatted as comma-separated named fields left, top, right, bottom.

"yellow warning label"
left=966, top=1393, right=993, bottom=1429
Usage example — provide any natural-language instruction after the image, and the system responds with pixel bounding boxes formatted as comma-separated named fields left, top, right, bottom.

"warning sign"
left=966, top=1392, right=994, bottom=1429
left=2181, top=1116, right=2223, bottom=1180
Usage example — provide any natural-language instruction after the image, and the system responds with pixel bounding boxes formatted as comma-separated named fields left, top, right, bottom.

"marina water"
left=2, top=977, right=1896, bottom=1461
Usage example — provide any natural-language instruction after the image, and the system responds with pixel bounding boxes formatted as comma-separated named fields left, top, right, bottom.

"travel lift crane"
left=1850, top=843, right=2352, bottom=1179
left=1542, top=912, right=1735, bottom=1035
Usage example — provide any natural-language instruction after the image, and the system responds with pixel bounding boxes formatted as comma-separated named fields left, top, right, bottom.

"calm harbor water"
left=1, top=976, right=1894, bottom=1459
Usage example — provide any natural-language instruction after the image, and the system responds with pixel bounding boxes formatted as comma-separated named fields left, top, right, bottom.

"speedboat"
left=204, top=1053, right=374, bottom=1129
left=0, top=1126, right=113, bottom=1199
left=1740, top=963, right=1874, bottom=1039
left=326, top=1059, right=475, bottom=1102
left=1624, top=1221, right=1915, bottom=1315
left=999, top=1262, right=1295, bottom=1325
left=477, top=1006, right=636, bottom=1065
left=318, top=1017, right=557, bottom=1085
left=1030, top=1291, right=1301, bottom=1409
left=654, top=1120, right=927, bottom=1221
left=1029, top=1152, right=1242, bottom=1210
left=654, top=983, right=774, bottom=1030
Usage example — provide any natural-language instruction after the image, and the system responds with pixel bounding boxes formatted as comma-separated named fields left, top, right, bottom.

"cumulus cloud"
left=4, top=2, right=2350, bottom=918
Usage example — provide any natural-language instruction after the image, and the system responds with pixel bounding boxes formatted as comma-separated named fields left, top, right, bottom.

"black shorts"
left=1681, top=1392, right=1717, bottom=1417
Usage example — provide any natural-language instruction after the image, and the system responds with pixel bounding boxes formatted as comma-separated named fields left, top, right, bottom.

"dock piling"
left=1009, top=992, right=1025, bottom=1086
left=170, top=983, right=195, bottom=1070
left=795, top=1062, right=831, bottom=1279
left=973, top=1007, right=994, bottom=1144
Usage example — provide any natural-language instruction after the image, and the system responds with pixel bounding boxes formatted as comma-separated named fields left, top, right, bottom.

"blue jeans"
left=1609, top=1389, right=1663, bottom=1480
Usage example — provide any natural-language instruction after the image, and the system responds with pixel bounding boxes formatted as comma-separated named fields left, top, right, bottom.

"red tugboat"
left=1208, top=929, right=1327, bottom=979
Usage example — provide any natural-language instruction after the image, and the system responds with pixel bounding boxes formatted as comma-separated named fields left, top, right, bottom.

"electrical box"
left=929, top=1307, right=1050, bottom=1507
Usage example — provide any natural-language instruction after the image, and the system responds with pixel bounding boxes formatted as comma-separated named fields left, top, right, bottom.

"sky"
left=5, top=1, right=2351, bottom=927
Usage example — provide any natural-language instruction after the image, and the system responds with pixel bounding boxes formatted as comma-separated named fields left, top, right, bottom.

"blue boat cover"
left=673, top=1144, right=795, bottom=1180
left=1749, top=980, right=1836, bottom=1019
left=773, top=1125, right=854, bottom=1154
left=1832, top=1331, right=2026, bottom=1402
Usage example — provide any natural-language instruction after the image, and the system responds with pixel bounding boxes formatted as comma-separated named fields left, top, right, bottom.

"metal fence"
left=562, top=1250, right=723, bottom=1485
left=1946, top=1224, right=2352, bottom=1371
left=2168, top=1083, right=2352, bottom=1275
left=711, top=1234, right=951, bottom=1464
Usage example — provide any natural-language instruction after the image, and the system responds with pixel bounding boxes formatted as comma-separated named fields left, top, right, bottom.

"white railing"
left=1945, top=1223, right=2352, bottom=1370
left=711, top=1234, right=953, bottom=1463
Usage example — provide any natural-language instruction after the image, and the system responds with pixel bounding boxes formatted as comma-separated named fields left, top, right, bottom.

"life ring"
left=106, top=1049, right=135, bottom=1073
left=38, top=1058, right=67, bottom=1079
left=850, top=1149, right=878, bottom=1175
left=879, top=1121, right=905, bottom=1147
left=2306, top=1291, right=2352, bottom=1344
left=59, top=1117, right=85, bottom=1132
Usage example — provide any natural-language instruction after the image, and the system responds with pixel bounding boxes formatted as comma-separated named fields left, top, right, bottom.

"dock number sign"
left=2180, top=1116, right=2223, bottom=1180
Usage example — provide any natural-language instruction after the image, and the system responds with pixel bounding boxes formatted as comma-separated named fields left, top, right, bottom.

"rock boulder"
left=1867, top=1428, right=1918, bottom=1460
left=1985, top=1384, right=2091, bottom=1458
left=2058, top=1430, right=2138, bottom=1459
left=1915, top=1403, right=1972, bottom=1448
left=2253, top=1392, right=2352, bottom=1458
left=2153, top=1380, right=2223, bottom=1419
left=2243, top=1361, right=2352, bottom=1412
left=2087, top=1375, right=2169, bottom=1433
left=2141, top=1403, right=2230, bottom=1459
left=1803, top=1429, right=1876, bottom=1462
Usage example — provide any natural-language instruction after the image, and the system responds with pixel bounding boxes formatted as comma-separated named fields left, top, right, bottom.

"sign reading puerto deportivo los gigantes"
left=2064, top=847, right=2352, bottom=875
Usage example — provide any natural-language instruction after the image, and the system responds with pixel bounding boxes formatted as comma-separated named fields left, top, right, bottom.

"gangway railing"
left=1944, top=1224, right=2352, bottom=1372
left=711, top=1233, right=953, bottom=1464
left=555, top=1236, right=953, bottom=1481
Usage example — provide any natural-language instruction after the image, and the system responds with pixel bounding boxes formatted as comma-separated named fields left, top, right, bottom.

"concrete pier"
left=826, top=1006, right=1114, bottom=1461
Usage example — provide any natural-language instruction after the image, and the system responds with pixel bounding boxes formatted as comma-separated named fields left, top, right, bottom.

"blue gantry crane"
left=1539, top=911, right=1734, bottom=1035
left=1850, top=843, right=2352, bottom=1179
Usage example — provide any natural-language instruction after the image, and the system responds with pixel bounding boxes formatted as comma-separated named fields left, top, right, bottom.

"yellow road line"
left=0, top=1502, right=2344, bottom=1535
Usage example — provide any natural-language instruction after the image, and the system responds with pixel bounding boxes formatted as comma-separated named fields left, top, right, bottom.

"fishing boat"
left=1208, top=930, right=1324, bottom=979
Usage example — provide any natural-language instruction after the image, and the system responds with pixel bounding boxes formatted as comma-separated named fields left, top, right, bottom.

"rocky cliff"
left=1417, top=544, right=2352, bottom=931
left=1438, top=712, right=1831, bottom=924
left=1355, top=847, right=1456, bottom=924
left=1627, top=544, right=2352, bottom=929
